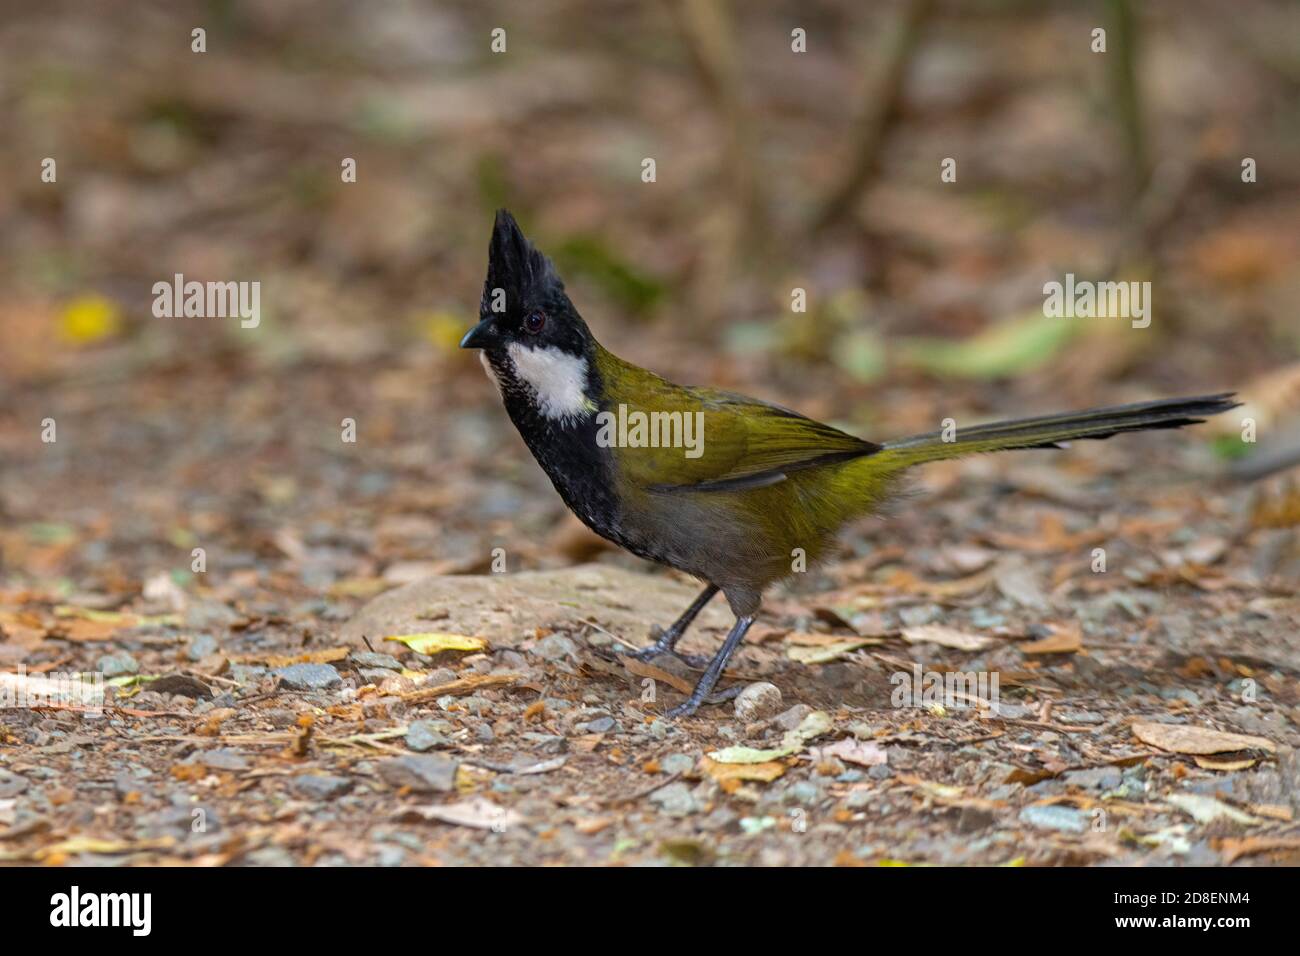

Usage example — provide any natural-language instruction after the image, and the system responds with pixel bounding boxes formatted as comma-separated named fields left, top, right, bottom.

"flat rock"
left=377, top=754, right=459, bottom=793
left=292, top=774, right=354, bottom=801
left=273, top=663, right=342, bottom=691
left=340, top=564, right=732, bottom=652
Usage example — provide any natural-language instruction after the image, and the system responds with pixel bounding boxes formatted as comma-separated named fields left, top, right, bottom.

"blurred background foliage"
left=1, top=0, right=1299, bottom=546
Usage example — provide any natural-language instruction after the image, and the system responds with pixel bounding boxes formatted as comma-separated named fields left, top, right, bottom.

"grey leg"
left=665, top=613, right=755, bottom=718
left=626, top=584, right=719, bottom=665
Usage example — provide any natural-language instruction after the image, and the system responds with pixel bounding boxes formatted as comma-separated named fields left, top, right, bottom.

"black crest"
left=482, top=209, right=563, bottom=317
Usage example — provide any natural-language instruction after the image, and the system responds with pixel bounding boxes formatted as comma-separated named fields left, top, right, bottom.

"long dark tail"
left=871, top=393, right=1239, bottom=471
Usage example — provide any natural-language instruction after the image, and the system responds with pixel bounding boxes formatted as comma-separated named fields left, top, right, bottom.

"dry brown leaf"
left=1220, top=836, right=1300, bottom=864
left=814, top=737, right=888, bottom=768
left=1247, top=803, right=1293, bottom=822
left=786, top=636, right=883, bottom=664
left=877, top=568, right=993, bottom=599
left=902, top=625, right=995, bottom=652
left=1132, top=721, right=1276, bottom=755
left=397, top=796, right=525, bottom=830
left=1020, top=623, right=1083, bottom=655
left=400, top=672, right=522, bottom=704
left=1193, top=755, right=1256, bottom=772
left=242, top=647, right=350, bottom=667
left=620, top=655, right=695, bottom=694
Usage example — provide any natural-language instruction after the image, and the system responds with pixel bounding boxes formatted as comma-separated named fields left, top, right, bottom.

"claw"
left=623, top=645, right=710, bottom=669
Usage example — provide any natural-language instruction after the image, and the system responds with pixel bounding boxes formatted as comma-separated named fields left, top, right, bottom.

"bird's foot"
left=621, top=625, right=710, bottom=669
left=625, top=646, right=712, bottom=670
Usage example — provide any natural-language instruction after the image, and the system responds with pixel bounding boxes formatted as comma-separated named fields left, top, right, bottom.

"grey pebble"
left=534, top=634, right=578, bottom=661
left=292, top=774, right=353, bottom=801
left=650, top=782, right=699, bottom=817
left=186, top=634, right=219, bottom=661
left=1019, top=804, right=1088, bottom=834
left=0, top=769, right=29, bottom=798
left=405, top=720, right=449, bottom=753
left=272, top=663, right=342, bottom=691
left=659, top=753, right=695, bottom=775
left=352, top=651, right=402, bottom=671
left=1063, top=767, right=1122, bottom=790
left=377, top=754, right=459, bottom=793
left=96, top=652, right=139, bottom=678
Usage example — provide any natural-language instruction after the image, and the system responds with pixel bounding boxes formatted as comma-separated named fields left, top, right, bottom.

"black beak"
left=459, top=318, right=496, bottom=350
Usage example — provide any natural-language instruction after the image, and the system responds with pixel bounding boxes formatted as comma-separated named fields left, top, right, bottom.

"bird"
left=460, top=209, right=1238, bottom=717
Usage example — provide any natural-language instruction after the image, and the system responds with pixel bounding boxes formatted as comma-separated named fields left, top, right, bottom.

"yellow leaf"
left=59, top=295, right=122, bottom=344
left=420, top=310, right=471, bottom=353
left=385, top=632, right=487, bottom=655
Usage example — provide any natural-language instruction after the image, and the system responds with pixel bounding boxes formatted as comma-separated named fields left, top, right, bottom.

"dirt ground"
left=1, top=349, right=1298, bottom=866
left=2, top=1, right=1300, bottom=866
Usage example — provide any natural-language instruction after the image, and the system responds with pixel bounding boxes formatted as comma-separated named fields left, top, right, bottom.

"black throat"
left=485, top=349, right=624, bottom=544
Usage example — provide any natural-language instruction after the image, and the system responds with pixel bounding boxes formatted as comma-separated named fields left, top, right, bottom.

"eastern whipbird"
left=461, top=210, right=1238, bottom=717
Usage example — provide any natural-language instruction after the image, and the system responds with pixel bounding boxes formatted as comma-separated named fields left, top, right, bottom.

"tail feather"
left=873, top=392, right=1239, bottom=471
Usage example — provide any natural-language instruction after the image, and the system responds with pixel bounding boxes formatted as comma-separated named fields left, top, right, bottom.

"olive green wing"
left=595, top=350, right=877, bottom=493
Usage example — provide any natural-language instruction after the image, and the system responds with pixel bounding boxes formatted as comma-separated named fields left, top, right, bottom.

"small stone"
left=649, top=782, right=699, bottom=817
left=378, top=675, right=414, bottom=695
left=899, top=604, right=941, bottom=627
left=245, top=847, right=296, bottom=867
left=405, top=720, right=448, bottom=753
left=374, top=845, right=407, bottom=867
left=272, top=663, right=342, bottom=691
left=786, top=780, right=822, bottom=806
left=773, top=704, right=813, bottom=732
left=958, top=806, right=996, bottom=833
left=1019, top=804, right=1087, bottom=834
left=1055, top=708, right=1105, bottom=725
left=520, top=732, right=566, bottom=754
left=659, top=753, right=695, bottom=775
left=377, top=754, right=459, bottom=793
left=734, top=682, right=783, bottom=722
left=991, top=702, right=1031, bottom=719
left=292, top=774, right=353, bottom=800
left=189, top=748, right=249, bottom=771
left=187, top=634, right=219, bottom=661
left=844, top=789, right=873, bottom=810
left=1062, top=767, right=1122, bottom=790
left=970, top=608, right=1005, bottom=629
left=96, top=652, right=139, bottom=678
left=0, top=769, right=29, bottom=798
left=585, top=715, right=616, bottom=733
left=114, top=770, right=151, bottom=797
left=534, top=634, right=578, bottom=661
left=352, top=651, right=402, bottom=671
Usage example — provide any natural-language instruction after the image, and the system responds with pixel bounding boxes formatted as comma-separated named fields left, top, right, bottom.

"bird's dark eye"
left=523, top=311, right=546, bottom=335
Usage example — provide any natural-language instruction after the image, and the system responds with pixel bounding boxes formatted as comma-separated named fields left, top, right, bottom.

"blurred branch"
left=1231, top=441, right=1300, bottom=482
left=672, top=0, right=765, bottom=245
left=1106, top=0, right=1149, bottom=199
left=812, top=0, right=934, bottom=234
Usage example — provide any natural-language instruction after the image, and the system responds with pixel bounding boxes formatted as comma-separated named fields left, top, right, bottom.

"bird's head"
left=461, top=210, right=599, bottom=424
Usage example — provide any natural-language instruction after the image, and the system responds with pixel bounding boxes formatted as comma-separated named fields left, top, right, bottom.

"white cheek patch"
left=506, top=342, right=593, bottom=423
